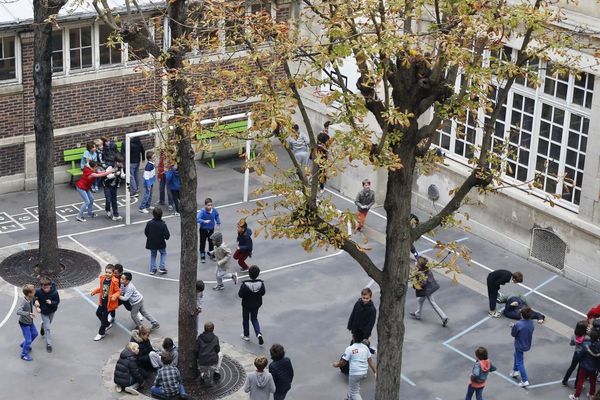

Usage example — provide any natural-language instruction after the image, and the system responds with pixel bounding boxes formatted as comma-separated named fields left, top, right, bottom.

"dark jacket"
left=414, top=270, right=440, bottom=298
left=580, top=340, right=600, bottom=372
left=347, top=299, right=377, bottom=338
left=128, top=138, right=145, bottom=164
left=239, top=279, right=265, bottom=309
left=35, top=283, right=60, bottom=315
left=114, top=347, right=145, bottom=388
left=237, top=228, right=253, bottom=254
left=144, top=218, right=170, bottom=250
left=195, top=331, right=220, bottom=366
left=511, top=319, right=534, bottom=352
left=130, top=329, right=156, bottom=371
left=269, top=357, right=294, bottom=395
left=487, top=269, right=513, bottom=288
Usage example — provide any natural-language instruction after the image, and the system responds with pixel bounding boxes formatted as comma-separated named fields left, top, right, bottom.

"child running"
left=16, top=284, right=38, bottom=361
left=210, top=231, right=238, bottom=290
left=563, top=320, right=589, bottom=386
left=234, top=219, right=253, bottom=272
left=90, top=264, right=121, bottom=341
left=34, top=277, right=60, bottom=353
left=119, top=272, right=160, bottom=330
left=465, top=346, right=496, bottom=400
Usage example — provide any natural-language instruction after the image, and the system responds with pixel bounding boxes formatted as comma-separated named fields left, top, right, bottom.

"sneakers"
left=509, top=370, right=520, bottom=378
left=21, top=354, right=33, bottom=361
left=94, top=334, right=105, bottom=341
left=488, top=310, right=502, bottom=318
left=150, top=270, right=157, bottom=275
left=106, top=323, right=113, bottom=331
left=562, top=380, right=569, bottom=387
left=159, top=269, right=167, bottom=274
left=168, top=205, right=174, bottom=211
left=139, top=208, right=149, bottom=214
left=442, top=318, right=449, bottom=327
left=88, top=212, right=97, bottom=218
left=115, top=385, right=123, bottom=393
left=76, top=216, right=86, bottom=222
left=138, top=313, right=144, bottom=321
left=241, top=334, right=250, bottom=341
left=213, top=285, right=225, bottom=291
left=108, top=314, right=114, bottom=323
left=40, top=325, right=45, bottom=336
left=409, top=312, right=421, bottom=320
left=151, top=322, right=160, bottom=330
left=569, top=395, right=579, bottom=400
left=213, top=371, right=221, bottom=381
left=106, top=211, right=112, bottom=218
left=112, top=215, right=123, bottom=221
left=173, top=212, right=180, bottom=216
left=46, top=344, right=52, bottom=353
left=201, top=256, right=206, bottom=263
left=519, top=380, right=530, bottom=388
left=258, top=334, right=264, bottom=345
left=124, top=386, right=139, bottom=395
left=232, top=272, right=238, bottom=285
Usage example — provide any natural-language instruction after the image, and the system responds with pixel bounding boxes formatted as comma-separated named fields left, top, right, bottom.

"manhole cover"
left=140, top=354, right=246, bottom=399
left=0, top=249, right=100, bottom=289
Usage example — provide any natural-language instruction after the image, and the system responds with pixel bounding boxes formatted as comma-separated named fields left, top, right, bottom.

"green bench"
left=196, top=119, right=256, bottom=168
left=63, top=141, right=122, bottom=186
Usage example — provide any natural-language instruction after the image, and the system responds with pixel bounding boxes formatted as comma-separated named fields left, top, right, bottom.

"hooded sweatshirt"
left=210, top=232, right=232, bottom=270
left=35, top=283, right=60, bottom=315
left=195, top=331, right=220, bottom=366
left=243, top=370, right=276, bottom=400
left=469, top=359, right=496, bottom=388
left=239, top=278, right=265, bottom=309
left=237, top=228, right=253, bottom=254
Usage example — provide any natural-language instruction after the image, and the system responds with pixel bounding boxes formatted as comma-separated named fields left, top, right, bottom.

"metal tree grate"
left=530, top=228, right=566, bottom=270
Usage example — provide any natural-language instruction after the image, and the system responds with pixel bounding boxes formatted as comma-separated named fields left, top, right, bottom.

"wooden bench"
left=196, top=119, right=256, bottom=168
left=63, top=141, right=122, bottom=186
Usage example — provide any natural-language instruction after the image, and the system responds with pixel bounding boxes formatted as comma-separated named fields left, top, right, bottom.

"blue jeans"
left=242, top=305, right=261, bottom=337
left=150, top=248, right=167, bottom=273
left=150, top=384, right=186, bottom=397
left=130, top=163, right=139, bottom=194
left=465, top=384, right=484, bottom=400
left=76, top=187, right=94, bottom=218
left=513, top=350, right=528, bottom=382
left=20, top=323, right=38, bottom=357
left=140, top=184, right=153, bottom=210
left=159, top=178, right=174, bottom=205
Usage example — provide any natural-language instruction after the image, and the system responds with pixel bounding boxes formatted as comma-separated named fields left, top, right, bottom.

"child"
left=238, top=265, right=265, bottom=344
left=196, top=197, right=221, bottom=263
left=139, top=150, right=156, bottom=213
left=16, top=284, right=38, bottom=361
left=130, top=325, right=162, bottom=372
left=114, top=342, right=145, bottom=395
left=161, top=337, right=179, bottom=367
left=234, top=219, right=253, bottom=271
left=510, top=307, right=535, bottom=387
left=144, top=207, right=170, bottom=274
left=332, top=329, right=377, bottom=400
left=269, top=343, right=294, bottom=400
left=119, top=272, right=160, bottom=330
left=195, top=280, right=205, bottom=333
left=103, top=153, right=125, bottom=221
left=410, top=256, right=448, bottom=327
left=465, top=346, right=496, bottom=400
left=243, top=356, right=276, bottom=399
left=156, top=150, right=174, bottom=210
left=165, top=163, right=181, bottom=216
left=34, top=277, right=60, bottom=353
left=210, top=231, right=237, bottom=290
left=354, top=178, right=375, bottom=231
left=151, top=352, right=189, bottom=399
left=80, top=141, right=98, bottom=170
left=563, top=320, right=589, bottom=386
left=195, top=321, right=224, bottom=383
left=570, top=330, right=600, bottom=400
left=90, top=264, right=121, bottom=341
left=76, top=160, right=113, bottom=222
left=108, top=263, right=126, bottom=324
left=487, top=269, right=523, bottom=317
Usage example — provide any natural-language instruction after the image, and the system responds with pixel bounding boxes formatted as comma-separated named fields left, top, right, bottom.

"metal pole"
left=243, top=114, right=252, bottom=202
left=125, top=135, right=131, bottom=225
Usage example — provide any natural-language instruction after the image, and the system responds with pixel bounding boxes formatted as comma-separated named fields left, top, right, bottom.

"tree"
left=204, top=0, right=599, bottom=398
left=92, top=0, right=199, bottom=380
left=33, top=0, right=67, bottom=275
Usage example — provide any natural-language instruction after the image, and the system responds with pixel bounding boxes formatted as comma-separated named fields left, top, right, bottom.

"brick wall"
left=0, top=93, right=24, bottom=138
left=0, top=144, right=25, bottom=175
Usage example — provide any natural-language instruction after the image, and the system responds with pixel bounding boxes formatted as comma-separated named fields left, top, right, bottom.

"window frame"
left=0, top=33, right=21, bottom=84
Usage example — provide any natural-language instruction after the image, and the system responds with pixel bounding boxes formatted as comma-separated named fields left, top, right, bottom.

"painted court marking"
left=0, top=285, right=18, bottom=330
left=73, top=287, right=131, bottom=336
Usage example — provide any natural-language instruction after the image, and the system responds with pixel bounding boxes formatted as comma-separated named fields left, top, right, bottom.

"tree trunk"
left=167, top=0, right=199, bottom=382
left=33, top=0, right=64, bottom=275
left=375, top=142, right=417, bottom=399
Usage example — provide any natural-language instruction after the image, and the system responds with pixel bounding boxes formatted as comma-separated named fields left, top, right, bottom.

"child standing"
left=90, top=264, right=121, bottom=341
left=354, top=178, right=375, bottom=231
left=195, top=280, right=205, bottom=333
left=103, top=153, right=125, bottom=221
left=16, top=284, right=38, bottom=361
left=196, top=198, right=221, bottom=263
left=269, top=343, right=294, bottom=400
left=243, top=356, right=276, bottom=399
left=570, top=330, right=600, bottom=400
left=510, top=307, right=535, bottom=387
left=156, top=150, right=174, bottom=210
left=165, top=163, right=181, bottom=216
left=465, top=347, right=496, bottom=400
left=210, top=231, right=237, bottom=290
left=238, top=265, right=265, bottom=344
left=139, top=150, right=156, bottom=213
left=563, top=320, right=589, bottom=386
left=119, top=272, right=160, bottom=330
left=234, top=220, right=253, bottom=271
left=34, top=277, right=60, bottom=353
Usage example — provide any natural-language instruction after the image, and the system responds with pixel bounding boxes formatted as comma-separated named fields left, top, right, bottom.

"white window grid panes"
left=487, top=86, right=508, bottom=167
left=505, top=93, right=534, bottom=182
left=99, top=24, right=123, bottom=66
left=543, top=62, right=569, bottom=100
left=68, top=26, right=94, bottom=71
left=0, top=35, right=17, bottom=81
left=433, top=119, right=452, bottom=151
left=573, top=73, right=594, bottom=109
left=561, top=113, right=589, bottom=205
left=51, top=30, right=64, bottom=73
left=514, top=55, right=539, bottom=89
left=453, top=109, right=478, bottom=160
left=535, top=103, right=565, bottom=201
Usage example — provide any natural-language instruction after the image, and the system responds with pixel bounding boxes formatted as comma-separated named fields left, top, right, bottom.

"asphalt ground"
left=0, top=152, right=597, bottom=400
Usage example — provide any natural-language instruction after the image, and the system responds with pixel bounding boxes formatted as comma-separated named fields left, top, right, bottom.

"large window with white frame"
left=0, top=35, right=17, bottom=81
left=436, top=48, right=595, bottom=211
left=69, top=26, right=93, bottom=70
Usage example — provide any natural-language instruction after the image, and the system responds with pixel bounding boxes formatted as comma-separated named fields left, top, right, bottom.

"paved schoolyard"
left=0, top=155, right=597, bottom=400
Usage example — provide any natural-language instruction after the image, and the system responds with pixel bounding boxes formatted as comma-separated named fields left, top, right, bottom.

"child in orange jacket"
left=91, top=264, right=121, bottom=341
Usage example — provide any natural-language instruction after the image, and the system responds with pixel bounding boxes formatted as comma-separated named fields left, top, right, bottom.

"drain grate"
left=530, top=228, right=566, bottom=270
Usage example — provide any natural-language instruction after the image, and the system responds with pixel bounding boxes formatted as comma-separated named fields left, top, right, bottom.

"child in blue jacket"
left=196, top=198, right=221, bottom=263
left=510, top=307, right=535, bottom=388
left=165, top=164, right=180, bottom=216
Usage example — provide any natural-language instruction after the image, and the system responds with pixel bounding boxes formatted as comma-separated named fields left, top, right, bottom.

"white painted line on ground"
left=73, top=287, right=131, bottom=335
left=443, top=342, right=517, bottom=386
left=239, top=251, right=344, bottom=280
left=0, top=285, right=18, bottom=330
left=527, top=379, right=570, bottom=389
left=401, top=373, right=416, bottom=386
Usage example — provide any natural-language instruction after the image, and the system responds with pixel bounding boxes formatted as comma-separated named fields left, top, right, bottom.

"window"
left=224, top=5, right=246, bottom=47
left=505, top=93, right=534, bottom=182
left=573, top=73, right=594, bottom=109
left=433, top=120, right=452, bottom=151
left=51, top=30, right=64, bottom=73
left=515, top=56, right=539, bottom=89
left=544, top=62, right=568, bottom=100
left=454, top=110, right=477, bottom=160
left=536, top=103, right=564, bottom=198
left=99, top=25, right=122, bottom=66
left=0, top=36, right=16, bottom=81
left=69, top=26, right=93, bottom=70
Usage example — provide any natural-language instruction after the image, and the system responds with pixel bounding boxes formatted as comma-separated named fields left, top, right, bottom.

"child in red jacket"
left=465, top=347, right=496, bottom=400
left=90, top=264, right=121, bottom=341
